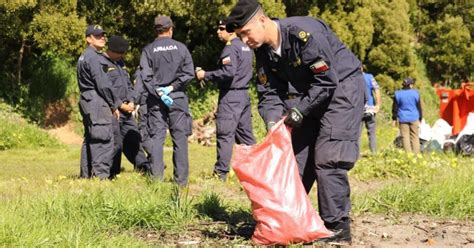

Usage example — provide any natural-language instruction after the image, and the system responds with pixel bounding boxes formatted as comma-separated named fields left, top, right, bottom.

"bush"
left=0, top=102, right=60, bottom=150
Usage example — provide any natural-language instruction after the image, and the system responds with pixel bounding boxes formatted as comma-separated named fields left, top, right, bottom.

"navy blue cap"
left=154, top=15, right=174, bottom=31
left=108, top=35, right=129, bottom=54
left=85, top=24, right=106, bottom=36
left=226, top=0, right=261, bottom=32
left=218, top=18, right=227, bottom=26
left=403, top=78, right=415, bottom=85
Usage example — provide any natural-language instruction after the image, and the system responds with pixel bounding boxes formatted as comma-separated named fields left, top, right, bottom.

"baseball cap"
left=154, top=15, right=174, bottom=31
left=85, top=24, right=106, bottom=36
left=403, top=78, right=415, bottom=86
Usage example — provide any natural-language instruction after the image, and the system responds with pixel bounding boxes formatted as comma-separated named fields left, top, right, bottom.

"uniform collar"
left=265, top=19, right=291, bottom=59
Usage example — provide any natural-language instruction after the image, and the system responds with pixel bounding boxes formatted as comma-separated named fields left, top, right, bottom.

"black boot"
left=317, top=218, right=352, bottom=245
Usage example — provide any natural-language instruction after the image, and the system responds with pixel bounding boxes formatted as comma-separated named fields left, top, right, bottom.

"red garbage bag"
left=231, top=120, right=332, bottom=245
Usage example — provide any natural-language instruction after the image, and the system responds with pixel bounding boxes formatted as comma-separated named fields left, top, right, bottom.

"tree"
left=420, top=15, right=472, bottom=86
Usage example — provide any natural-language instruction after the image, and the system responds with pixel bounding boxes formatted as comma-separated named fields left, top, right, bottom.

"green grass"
left=1, top=93, right=473, bottom=246
left=353, top=162, right=474, bottom=219
left=0, top=103, right=61, bottom=150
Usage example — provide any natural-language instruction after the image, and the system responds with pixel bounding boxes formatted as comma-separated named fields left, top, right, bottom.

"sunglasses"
left=218, top=27, right=226, bottom=31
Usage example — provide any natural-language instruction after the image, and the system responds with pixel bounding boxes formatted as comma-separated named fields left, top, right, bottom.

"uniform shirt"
left=363, top=72, right=379, bottom=107
left=100, top=55, right=135, bottom=104
left=392, top=88, right=422, bottom=123
left=204, top=37, right=253, bottom=90
left=139, top=36, right=194, bottom=99
left=77, top=46, right=122, bottom=109
left=255, top=17, right=362, bottom=124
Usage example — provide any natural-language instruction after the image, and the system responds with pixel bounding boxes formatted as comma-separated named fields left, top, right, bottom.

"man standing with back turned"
left=226, top=0, right=366, bottom=244
left=139, top=16, right=194, bottom=186
left=195, top=18, right=256, bottom=181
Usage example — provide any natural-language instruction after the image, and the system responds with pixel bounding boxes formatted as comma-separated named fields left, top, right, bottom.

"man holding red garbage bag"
left=226, top=0, right=366, bottom=244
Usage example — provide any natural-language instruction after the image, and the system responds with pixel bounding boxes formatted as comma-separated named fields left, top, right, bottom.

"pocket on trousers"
left=186, top=113, right=193, bottom=136
left=90, top=123, right=113, bottom=141
left=216, top=113, right=234, bottom=136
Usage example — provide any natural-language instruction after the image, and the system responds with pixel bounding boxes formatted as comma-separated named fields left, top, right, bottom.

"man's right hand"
left=161, top=95, right=173, bottom=107
left=119, top=102, right=134, bottom=113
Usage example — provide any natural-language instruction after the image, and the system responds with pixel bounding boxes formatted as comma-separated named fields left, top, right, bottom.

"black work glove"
left=284, top=108, right=303, bottom=128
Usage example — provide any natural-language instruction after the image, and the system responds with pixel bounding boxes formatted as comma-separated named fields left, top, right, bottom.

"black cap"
left=218, top=18, right=227, bottom=26
left=154, top=15, right=174, bottom=31
left=226, top=0, right=261, bottom=32
left=85, top=24, right=106, bottom=36
left=108, top=35, right=129, bottom=54
left=403, top=78, right=415, bottom=86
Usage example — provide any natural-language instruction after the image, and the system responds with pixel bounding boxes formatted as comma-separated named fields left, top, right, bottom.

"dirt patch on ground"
left=352, top=213, right=474, bottom=247
left=134, top=213, right=473, bottom=247
left=47, top=122, right=82, bottom=145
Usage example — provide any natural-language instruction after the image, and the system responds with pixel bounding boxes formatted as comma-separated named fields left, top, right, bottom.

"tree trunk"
left=16, top=37, right=26, bottom=85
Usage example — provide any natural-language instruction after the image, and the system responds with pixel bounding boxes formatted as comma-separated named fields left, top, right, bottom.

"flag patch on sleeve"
left=222, top=56, right=231, bottom=65
left=309, top=60, right=329, bottom=74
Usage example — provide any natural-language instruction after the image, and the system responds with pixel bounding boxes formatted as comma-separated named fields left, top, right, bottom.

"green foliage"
left=29, top=11, right=85, bottom=58
left=19, top=54, right=77, bottom=124
left=0, top=103, right=60, bottom=150
left=353, top=163, right=473, bottom=219
left=419, top=15, right=472, bottom=86
left=367, top=0, right=418, bottom=95
left=310, top=0, right=374, bottom=61
left=0, top=0, right=471, bottom=128
left=353, top=149, right=460, bottom=182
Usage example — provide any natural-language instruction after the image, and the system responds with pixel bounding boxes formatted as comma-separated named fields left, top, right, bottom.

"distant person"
left=392, top=78, right=422, bottom=154
left=101, top=35, right=150, bottom=177
left=77, top=25, right=131, bottom=179
left=138, top=15, right=194, bottom=186
left=195, top=18, right=256, bottom=181
left=361, top=67, right=381, bottom=153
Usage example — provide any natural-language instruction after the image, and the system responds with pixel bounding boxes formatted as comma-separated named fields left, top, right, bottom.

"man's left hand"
left=156, top=86, right=173, bottom=96
left=196, top=69, right=205, bottom=81
left=284, top=108, right=303, bottom=128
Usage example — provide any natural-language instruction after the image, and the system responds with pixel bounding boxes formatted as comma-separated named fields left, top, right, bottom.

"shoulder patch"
left=309, top=60, right=329, bottom=74
left=222, top=56, right=231, bottom=65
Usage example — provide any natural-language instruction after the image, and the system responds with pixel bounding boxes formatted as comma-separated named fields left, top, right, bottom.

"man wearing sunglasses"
left=195, top=18, right=256, bottom=181
left=77, top=25, right=126, bottom=180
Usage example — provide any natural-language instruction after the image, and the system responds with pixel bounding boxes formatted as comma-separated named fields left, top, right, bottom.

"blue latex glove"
left=160, top=94, right=173, bottom=107
left=156, top=86, right=173, bottom=96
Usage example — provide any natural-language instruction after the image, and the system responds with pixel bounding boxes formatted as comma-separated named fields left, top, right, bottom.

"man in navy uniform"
left=226, top=0, right=366, bottom=244
left=77, top=25, right=133, bottom=179
left=139, top=16, right=194, bottom=186
left=195, top=18, right=256, bottom=181
left=100, top=35, right=150, bottom=177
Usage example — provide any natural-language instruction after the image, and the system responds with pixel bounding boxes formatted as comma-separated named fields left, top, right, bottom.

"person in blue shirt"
left=195, top=18, right=256, bottom=181
left=392, top=78, right=423, bottom=154
left=362, top=68, right=381, bottom=153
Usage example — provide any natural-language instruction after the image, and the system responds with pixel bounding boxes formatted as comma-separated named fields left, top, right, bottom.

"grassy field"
left=1, top=140, right=473, bottom=246
left=1, top=93, right=473, bottom=246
